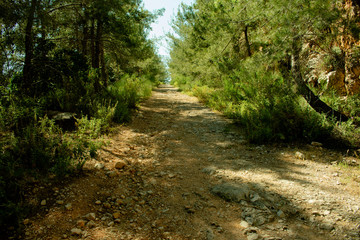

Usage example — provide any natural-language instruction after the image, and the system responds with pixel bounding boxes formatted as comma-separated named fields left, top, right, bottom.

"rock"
left=115, top=161, right=127, bottom=169
left=85, top=213, right=96, bottom=221
left=70, top=228, right=82, bottom=236
left=326, top=70, right=346, bottom=95
left=95, top=200, right=101, bottom=205
left=51, top=112, right=77, bottom=131
left=240, top=220, right=250, bottom=228
left=107, top=171, right=118, bottom=177
left=113, top=212, right=121, bottom=219
left=295, top=151, right=305, bottom=160
left=311, top=141, right=323, bottom=147
left=184, top=205, right=195, bottom=214
left=206, top=229, right=214, bottom=240
left=65, top=203, right=72, bottom=210
left=322, top=210, right=331, bottom=216
left=320, top=222, right=334, bottom=231
left=247, top=233, right=259, bottom=240
left=241, top=208, right=273, bottom=226
left=250, top=193, right=261, bottom=202
left=277, top=210, right=285, bottom=218
left=202, top=167, right=217, bottom=175
left=41, top=200, right=47, bottom=206
left=211, top=183, right=252, bottom=202
left=103, top=202, right=111, bottom=209
left=77, top=220, right=86, bottom=228
left=244, top=227, right=259, bottom=235
left=56, top=200, right=64, bottom=205
left=86, top=220, right=96, bottom=229
left=95, top=163, right=105, bottom=170
left=23, top=219, right=30, bottom=225
left=115, top=199, right=124, bottom=205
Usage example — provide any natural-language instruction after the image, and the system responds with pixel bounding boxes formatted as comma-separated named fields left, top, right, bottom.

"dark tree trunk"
left=94, top=19, right=102, bottom=69
left=82, top=19, right=88, bottom=56
left=90, top=18, right=96, bottom=68
left=291, top=36, right=349, bottom=122
left=23, top=0, right=38, bottom=92
left=93, top=19, right=103, bottom=91
left=100, top=42, right=107, bottom=87
left=244, top=25, right=252, bottom=57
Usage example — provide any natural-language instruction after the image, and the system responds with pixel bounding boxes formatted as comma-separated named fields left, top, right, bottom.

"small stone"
left=311, top=142, right=323, bottom=147
left=202, top=167, right=217, bottom=175
left=320, top=222, right=334, bottom=231
left=244, top=227, right=259, bottom=235
left=65, top=203, right=72, bottom=210
left=95, top=163, right=105, bottom=169
left=295, top=152, right=305, bottom=160
left=56, top=200, right=64, bottom=205
left=113, top=212, right=121, bottom=219
left=250, top=193, right=261, bottom=202
left=184, top=205, right=195, bottom=213
left=103, top=202, right=111, bottom=209
left=240, top=220, right=250, bottom=228
left=86, top=220, right=96, bottom=229
left=107, top=171, right=117, bottom=177
left=85, top=213, right=96, bottom=221
left=206, top=229, right=214, bottom=240
left=115, top=199, right=123, bottom=205
left=115, top=161, right=127, bottom=169
left=95, top=200, right=101, bottom=205
left=108, top=221, right=115, bottom=227
left=41, top=200, right=47, bottom=206
left=71, top=228, right=82, bottom=236
left=277, top=210, right=285, bottom=218
left=23, top=219, right=30, bottom=225
left=77, top=220, right=86, bottom=228
left=62, top=234, right=68, bottom=239
left=247, top=233, right=259, bottom=240
left=323, top=210, right=331, bottom=215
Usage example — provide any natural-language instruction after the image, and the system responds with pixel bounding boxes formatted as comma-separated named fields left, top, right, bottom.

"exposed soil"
left=19, top=85, right=360, bottom=240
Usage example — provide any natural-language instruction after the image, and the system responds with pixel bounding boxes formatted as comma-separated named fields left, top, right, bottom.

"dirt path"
left=23, top=85, right=360, bottom=240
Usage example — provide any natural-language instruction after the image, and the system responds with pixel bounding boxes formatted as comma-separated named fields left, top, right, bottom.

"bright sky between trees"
left=142, top=0, right=195, bottom=58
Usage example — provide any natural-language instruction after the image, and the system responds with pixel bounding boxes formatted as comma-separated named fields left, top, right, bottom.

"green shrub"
left=180, top=56, right=335, bottom=143
left=107, top=74, right=154, bottom=123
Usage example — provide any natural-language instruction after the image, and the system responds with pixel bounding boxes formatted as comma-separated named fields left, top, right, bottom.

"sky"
left=142, top=0, right=195, bottom=58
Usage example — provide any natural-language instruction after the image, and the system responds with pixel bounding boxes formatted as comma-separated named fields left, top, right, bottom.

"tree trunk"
left=82, top=19, right=88, bottom=56
left=23, top=0, right=38, bottom=93
left=291, top=36, right=349, bottom=122
left=94, top=19, right=101, bottom=69
left=90, top=18, right=96, bottom=68
left=244, top=25, right=252, bottom=57
left=100, top=42, right=107, bottom=87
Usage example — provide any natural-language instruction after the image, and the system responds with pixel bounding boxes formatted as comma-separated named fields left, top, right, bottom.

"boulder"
left=211, top=183, right=252, bottom=202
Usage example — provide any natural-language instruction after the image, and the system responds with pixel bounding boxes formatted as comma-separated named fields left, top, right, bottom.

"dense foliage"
left=169, top=0, right=360, bottom=143
left=0, top=0, right=166, bottom=234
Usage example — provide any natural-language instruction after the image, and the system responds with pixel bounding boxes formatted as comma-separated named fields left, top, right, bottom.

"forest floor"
left=20, top=85, right=360, bottom=240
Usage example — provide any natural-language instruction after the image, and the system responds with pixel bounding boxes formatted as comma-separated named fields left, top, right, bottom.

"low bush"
left=184, top=57, right=335, bottom=143
left=107, top=75, right=154, bottom=123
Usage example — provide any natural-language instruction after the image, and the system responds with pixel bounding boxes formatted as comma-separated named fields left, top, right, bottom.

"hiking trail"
left=23, top=85, right=360, bottom=240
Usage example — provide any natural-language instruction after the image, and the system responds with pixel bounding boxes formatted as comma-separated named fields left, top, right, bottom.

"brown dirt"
left=20, top=85, right=360, bottom=240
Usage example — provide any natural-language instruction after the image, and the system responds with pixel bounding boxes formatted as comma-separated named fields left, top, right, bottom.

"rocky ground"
left=18, top=85, right=360, bottom=240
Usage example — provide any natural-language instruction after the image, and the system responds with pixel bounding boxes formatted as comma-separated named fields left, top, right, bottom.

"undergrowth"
left=0, top=74, right=156, bottom=237
left=172, top=57, right=352, bottom=144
